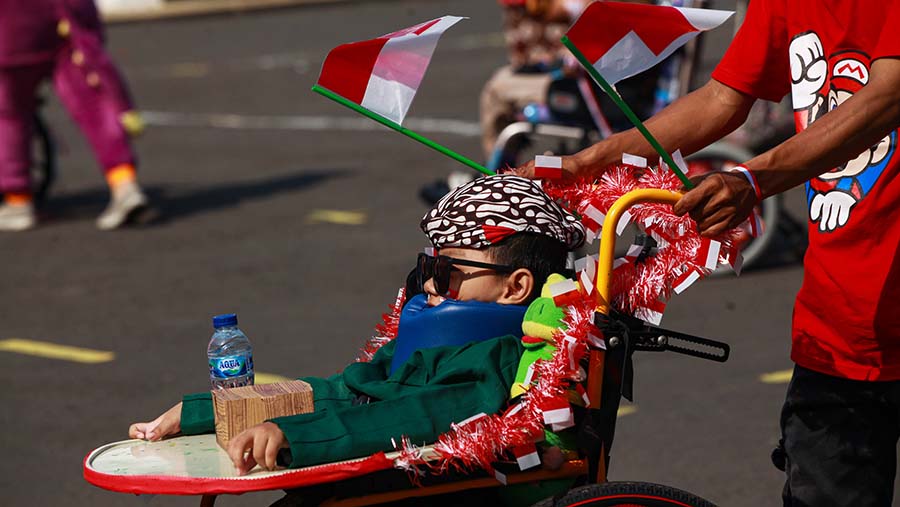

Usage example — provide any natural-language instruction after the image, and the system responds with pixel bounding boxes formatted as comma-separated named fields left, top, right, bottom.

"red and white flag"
left=456, top=412, right=488, bottom=428
left=503, top=402, right=525, bottom=419
left=534, top=155, right=564, bottom=179
left=644, top=218, right=676, bottom=248
left=316, top=16, right=464, bottom=125
left=672, top=267, right=702, bottom=295
left=584, top=274, right=598, bottom=293
left=541, top=397, right=575, bottom=430
left=565, top=2, right=732, bottom=86
left=575, top=383, right=591, bottom=407
left=697, top=238, right=722, bottom=271
left=576, top=254, right=598, bottom=297
left=747, top=209, right=764, bottom=238
left=513, top=444, right=541, bottom=471
left=549, top=278, right=581, bottom=307
left=613, top=243, right=643, bottom=272
left=563, top=335, right=579, bottom=372
left=582, top=204, right=606, bottom=243
left=622, top=153, right=648, bottom=168
left=726, top=243, right=744, bottom=276
left=587, top=327, right=606, bottom=350
left=635, top=298, right=667, bottom=326
left=523, top=360, right=538, bottom=385
left=616, top=209, right=634, bottom=236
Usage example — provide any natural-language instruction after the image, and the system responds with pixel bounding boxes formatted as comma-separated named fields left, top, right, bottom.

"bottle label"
left=209, top=355, right=252, bottom=379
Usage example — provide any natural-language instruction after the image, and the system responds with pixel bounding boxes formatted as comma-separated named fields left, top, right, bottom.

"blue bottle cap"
left=212, top=313, right=238, bottom=328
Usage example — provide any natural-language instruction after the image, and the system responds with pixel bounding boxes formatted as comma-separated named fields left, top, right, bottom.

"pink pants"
left=0, top=43, right=136, bottom=194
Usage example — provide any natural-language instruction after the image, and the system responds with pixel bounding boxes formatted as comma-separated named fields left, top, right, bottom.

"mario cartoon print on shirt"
left=789, top=32, right=896, bottom=232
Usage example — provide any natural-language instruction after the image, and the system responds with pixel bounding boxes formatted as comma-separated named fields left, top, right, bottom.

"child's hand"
left=226, top=422, right=289, bottom=475
left=128, top=402, right=182, bottom=441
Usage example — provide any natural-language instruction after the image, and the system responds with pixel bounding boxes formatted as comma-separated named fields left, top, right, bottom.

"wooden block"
left=212, top=380, right=314, bottom=448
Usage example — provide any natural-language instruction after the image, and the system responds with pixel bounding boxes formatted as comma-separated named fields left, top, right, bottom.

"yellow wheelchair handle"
left=595, top=189, right=684, bottom=314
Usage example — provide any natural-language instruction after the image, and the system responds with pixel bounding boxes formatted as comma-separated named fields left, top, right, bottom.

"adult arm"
left=517, top=78, right=756, bottom=178
left=675, top=57, right=900, bottom=236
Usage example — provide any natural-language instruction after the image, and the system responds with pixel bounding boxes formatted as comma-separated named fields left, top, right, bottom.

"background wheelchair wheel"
left=31, top=111, right=58, bottom=207
left=534, top=481, right=718, bottom=507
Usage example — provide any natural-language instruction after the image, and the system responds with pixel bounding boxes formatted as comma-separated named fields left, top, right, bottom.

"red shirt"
left=712, top=0, right=900, bottom=380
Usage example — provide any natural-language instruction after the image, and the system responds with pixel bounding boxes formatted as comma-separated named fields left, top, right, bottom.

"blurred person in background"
left=0, top=0, right=149, bottom=231
left=478, top=0, right=589, bottom=161
left=481, top=0, right=655, bottom=161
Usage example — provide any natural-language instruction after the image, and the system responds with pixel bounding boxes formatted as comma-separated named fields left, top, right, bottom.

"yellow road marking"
left=760, top=369, right=794, bottom=384
left=255, top=372, right=292, bottom=384
left=0, top=338, right=114, bottom=364
left=169, top=62, right=211, bottom=78
left=617, top=405, right=637, bottom=417
left=306, top=209, right=367, bottom=226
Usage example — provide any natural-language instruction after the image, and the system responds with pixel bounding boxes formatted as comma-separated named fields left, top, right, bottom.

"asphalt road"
left=0, top=1, right=867, bottom=506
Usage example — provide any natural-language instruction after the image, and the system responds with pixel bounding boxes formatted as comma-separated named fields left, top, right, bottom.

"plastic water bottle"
left=207, top=313, right=254, bottom=389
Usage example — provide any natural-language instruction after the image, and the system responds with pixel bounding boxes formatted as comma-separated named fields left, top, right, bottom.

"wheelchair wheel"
left=535, top=481, right=718, bottom=507
left=31, top=110, right=57, bottom=206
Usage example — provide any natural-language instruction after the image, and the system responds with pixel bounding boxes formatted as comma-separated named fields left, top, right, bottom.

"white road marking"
left=140, top=110, right=482, bottom=137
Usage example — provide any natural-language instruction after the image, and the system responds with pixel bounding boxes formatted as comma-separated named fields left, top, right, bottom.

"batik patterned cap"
left=421, top=175, right=585, bottom=250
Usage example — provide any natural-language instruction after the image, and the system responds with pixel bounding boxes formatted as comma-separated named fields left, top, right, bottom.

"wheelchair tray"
left=83, top=434, right=398, bottom=496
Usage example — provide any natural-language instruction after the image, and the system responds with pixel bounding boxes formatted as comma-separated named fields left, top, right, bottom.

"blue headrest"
left=389, top=294, right=527, bottom=374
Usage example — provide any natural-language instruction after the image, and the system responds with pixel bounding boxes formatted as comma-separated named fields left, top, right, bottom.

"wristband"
left=728, top=165, right=763, bottom=201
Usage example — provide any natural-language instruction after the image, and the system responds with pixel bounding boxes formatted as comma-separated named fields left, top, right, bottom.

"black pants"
left=778, top=365, right=900, bottom=507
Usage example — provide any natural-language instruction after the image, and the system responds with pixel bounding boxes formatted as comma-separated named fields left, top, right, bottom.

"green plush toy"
left=509, top=273, right=570, bottom=398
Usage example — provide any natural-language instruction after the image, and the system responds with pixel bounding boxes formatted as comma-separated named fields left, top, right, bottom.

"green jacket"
left=181, top=336, right=524, bottom=468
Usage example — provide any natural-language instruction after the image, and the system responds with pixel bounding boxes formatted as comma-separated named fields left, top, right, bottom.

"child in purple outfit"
left=0, top=0, right=149, bottom=231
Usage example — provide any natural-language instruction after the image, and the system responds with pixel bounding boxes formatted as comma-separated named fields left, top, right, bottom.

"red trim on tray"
left=83, top=451, right=394, bottom=496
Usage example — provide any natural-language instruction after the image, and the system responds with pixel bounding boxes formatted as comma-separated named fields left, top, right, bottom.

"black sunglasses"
left=415, top=253, right=517, bottom=296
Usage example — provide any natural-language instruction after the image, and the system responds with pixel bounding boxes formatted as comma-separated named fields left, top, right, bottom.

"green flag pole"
left=312, top=85, right=495, bottom=176
left=561, top=36, right=693, bottom=189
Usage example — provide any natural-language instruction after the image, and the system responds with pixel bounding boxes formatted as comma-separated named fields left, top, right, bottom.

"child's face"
left=423, top=247, right=512, bottom=307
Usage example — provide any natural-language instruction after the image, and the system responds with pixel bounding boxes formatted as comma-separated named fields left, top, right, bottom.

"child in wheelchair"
left=128, top=174, right=586, bottom=477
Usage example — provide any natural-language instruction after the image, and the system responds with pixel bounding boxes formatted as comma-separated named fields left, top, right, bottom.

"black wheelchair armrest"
left=595, top=311, right=730, bottom=363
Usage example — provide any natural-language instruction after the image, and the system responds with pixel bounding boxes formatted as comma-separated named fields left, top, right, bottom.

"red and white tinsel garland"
left=355, top=288, right=405, bottom=363
left=542, top=163, right=745, bottom=320
left=357, top=163, right=747, bottom=477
